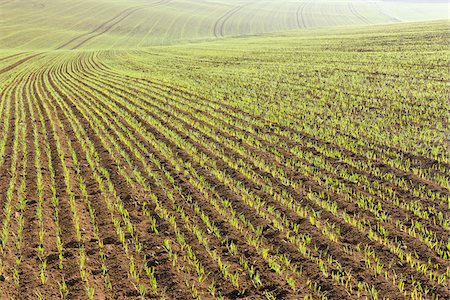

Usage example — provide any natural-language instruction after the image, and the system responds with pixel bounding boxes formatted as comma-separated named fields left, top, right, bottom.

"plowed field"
left=0, top=14, right=448, bottom=300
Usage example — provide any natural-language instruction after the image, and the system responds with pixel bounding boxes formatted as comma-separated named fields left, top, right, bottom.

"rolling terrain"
left=0, top=0, right=449, bottom=299
left=0, top=0, right=449, bottom=49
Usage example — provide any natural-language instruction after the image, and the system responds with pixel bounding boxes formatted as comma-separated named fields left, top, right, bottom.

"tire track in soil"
left=348, top=2, right=371, bottom=24
left=56, top=7, right=141, bottom=50
left=69, top=7, right=145, bottom=50
left=0, top=52, right=26, bottom=63
left=296, top=1, right=309, bottom=29
left=213, top=1, right=255, bottom=38
left=0, top=53, right=41, bottom=75
left=57, top=0, right=172, bottom=50
left=373, top=2, right=401, bottom=23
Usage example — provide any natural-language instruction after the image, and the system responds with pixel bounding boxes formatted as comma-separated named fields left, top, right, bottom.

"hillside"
left=0, top=0, right=449, bottom=298
left=0, top=0, right=448, bottom=49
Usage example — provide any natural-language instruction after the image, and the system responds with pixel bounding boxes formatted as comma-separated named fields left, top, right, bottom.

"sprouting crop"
left=0, top=19, right=448, bottom=299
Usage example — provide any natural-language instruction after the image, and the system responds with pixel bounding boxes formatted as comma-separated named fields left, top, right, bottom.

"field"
left=0, top=0, right=449, bottom=49
left=0, top=0, right=449, bottom=299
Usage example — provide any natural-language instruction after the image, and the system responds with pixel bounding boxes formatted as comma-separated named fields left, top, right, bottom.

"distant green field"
left=0, top=0, right=448, bottom=49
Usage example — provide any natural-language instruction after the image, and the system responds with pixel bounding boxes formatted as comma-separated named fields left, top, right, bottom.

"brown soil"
left=0, top=51, right=448, bottom=300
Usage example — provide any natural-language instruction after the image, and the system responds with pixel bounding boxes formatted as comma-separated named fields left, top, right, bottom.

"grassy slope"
left=0, top=0, right=449, bottom=296
left=0, top=19, right=448, bottom=299
left=0, top=0, right=448, bottom=50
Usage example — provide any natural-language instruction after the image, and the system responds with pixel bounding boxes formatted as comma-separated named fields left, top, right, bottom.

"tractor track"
left=0, top=52, right=26, bottom=62
left=0, top=53, right=42, bottom=75
left=348, top=2, right=371, bottom=24
left=57, top=0, right=172, bottom=50
left=296, top=1, right=309, bottom=29
left=213, top=1, right=255, bottom=38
